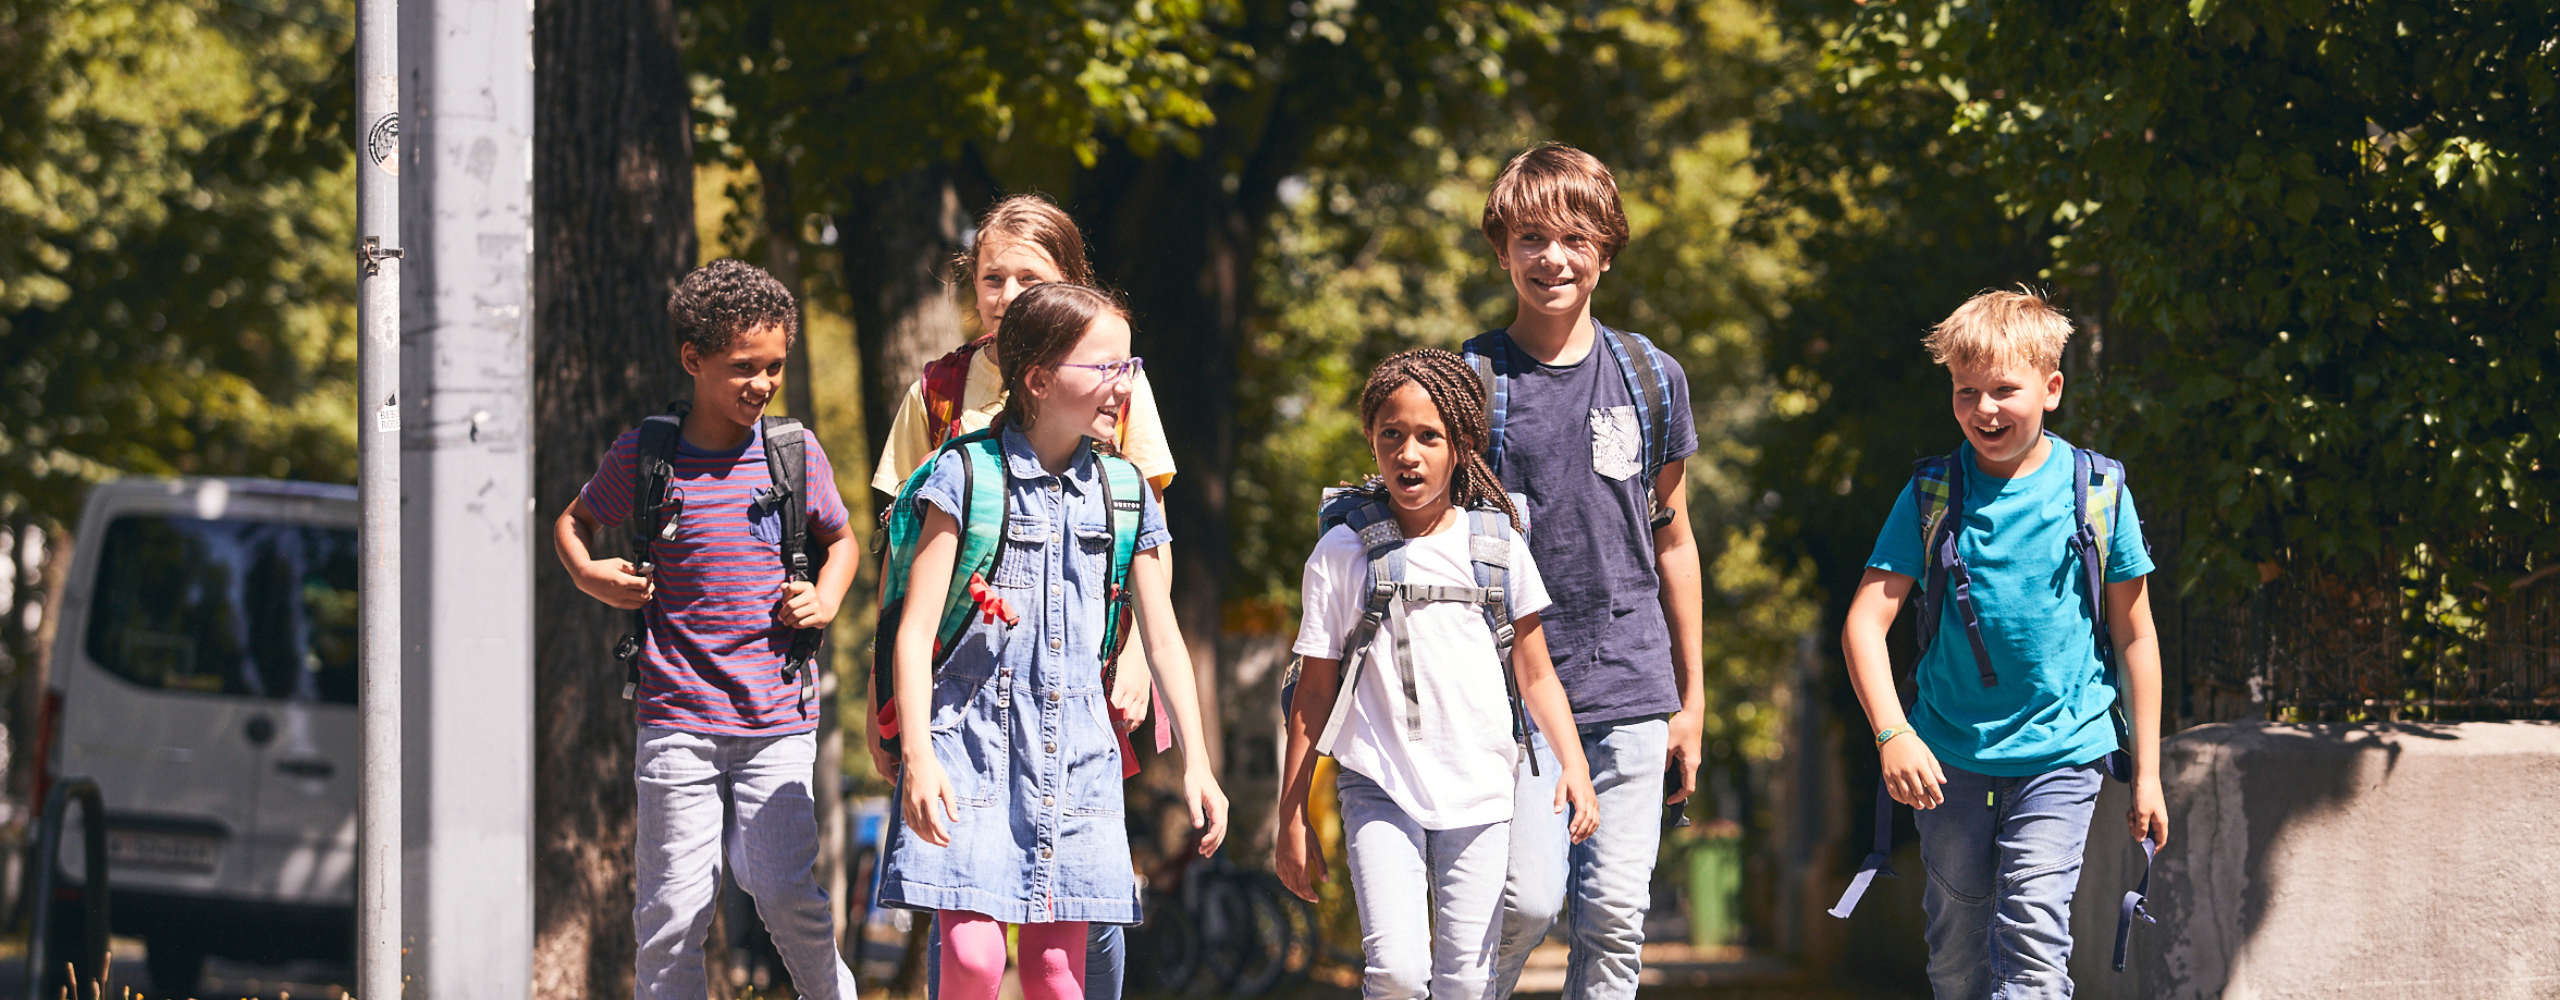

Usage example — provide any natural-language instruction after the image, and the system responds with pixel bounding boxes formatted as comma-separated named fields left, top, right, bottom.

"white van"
left=37, top=477, right=358, bottom=994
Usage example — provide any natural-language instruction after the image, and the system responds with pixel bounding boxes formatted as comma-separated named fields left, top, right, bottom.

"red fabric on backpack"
left=919, top=336, right=990, bottom=448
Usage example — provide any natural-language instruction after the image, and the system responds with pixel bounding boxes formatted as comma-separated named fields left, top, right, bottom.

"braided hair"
left=1357, top=348, right=1526, bottom=533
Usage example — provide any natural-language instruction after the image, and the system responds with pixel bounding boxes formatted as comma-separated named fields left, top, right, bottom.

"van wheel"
left=146, top=935, right=208, bottom=997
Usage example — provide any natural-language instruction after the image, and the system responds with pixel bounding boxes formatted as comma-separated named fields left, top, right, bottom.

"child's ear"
left=679, top=342, right=702, bottom=377
left=2044, top=368, right=2066, bottom=410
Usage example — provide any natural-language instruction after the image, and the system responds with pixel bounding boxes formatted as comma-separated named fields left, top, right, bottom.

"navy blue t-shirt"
left=1467, top=326, right=1697, bottom=725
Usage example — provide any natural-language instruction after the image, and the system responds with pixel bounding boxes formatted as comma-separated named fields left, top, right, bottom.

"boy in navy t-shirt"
left=552, top=260, right=862, bottom=999
left=1840, top=289, right=2169, bottom=998
left=1465, top=144, right=1705, bottom=1000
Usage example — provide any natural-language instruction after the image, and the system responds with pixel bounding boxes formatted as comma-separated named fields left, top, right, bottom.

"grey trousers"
left=635, top=725, right=860, bottom=1000
left=1338, top=767, right=1512, bottom=1000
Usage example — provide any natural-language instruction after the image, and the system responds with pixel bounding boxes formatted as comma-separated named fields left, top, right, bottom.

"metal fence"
left=2168, top=567, right=2560, bottom=726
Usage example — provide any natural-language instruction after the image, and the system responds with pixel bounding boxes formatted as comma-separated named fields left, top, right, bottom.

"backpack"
left=1462, top=323, right=1679, bottom=528
left=612, top=401, right=829, bottom=713
left=917, top=337, right=987, bottom=448
left=1828, top=436, right=2157, bottom=970
left=868, top=427, right=1146, bottom=762
left=1279, top=488, right=1541, bottom=776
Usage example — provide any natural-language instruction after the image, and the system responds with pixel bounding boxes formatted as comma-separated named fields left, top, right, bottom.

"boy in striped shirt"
left=552, top=259, right=862, bottom=999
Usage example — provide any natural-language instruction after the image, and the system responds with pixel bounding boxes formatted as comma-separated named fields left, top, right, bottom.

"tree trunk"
left=1081, top=145, right=1278, bottom=775
left=531, top=0, right=695, bottom=992
left=839, top=163, right=972, bottom=494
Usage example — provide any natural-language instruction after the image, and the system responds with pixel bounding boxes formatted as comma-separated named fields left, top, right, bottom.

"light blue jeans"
left=1492, top=717, right=1668, bottom=1000
left=1339, top=768, right=1512, bottom=1000
left=634, top=726, right=859, bottom=1000
left=1914, top=763, right=2102, bottom=1000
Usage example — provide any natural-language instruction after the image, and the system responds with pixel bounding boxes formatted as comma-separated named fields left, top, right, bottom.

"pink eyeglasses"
left=1058, top=357, right=1145, bottom=386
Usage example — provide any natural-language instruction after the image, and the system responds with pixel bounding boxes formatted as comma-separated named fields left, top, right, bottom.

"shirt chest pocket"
left=1590, top=405, right=1642, bottom=481
left=995, top=516, right=1052, bottom=589
left=1072, top=520, right=1114, bottom=583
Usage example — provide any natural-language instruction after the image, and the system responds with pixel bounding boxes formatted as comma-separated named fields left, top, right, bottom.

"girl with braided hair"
left=1274, top=348, right=1598, bottom=1000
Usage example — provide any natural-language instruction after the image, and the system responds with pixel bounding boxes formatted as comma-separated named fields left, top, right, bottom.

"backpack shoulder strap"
left=760, top=416, right=811, bottom=581
left=1461, top=331, right=1513, bottom=473
left=614, top=401, right=690, bottom=700
left=919, top=337, right=991, bottom=447
left=1315, top=499, right=1409, bottom=756
left=761, top=416, right=824, bottom=710
left=1467, top=505, right=1540, bottom=776
left=1596, top=322, right=1675, bottom=485
left=628, top=401, right=689, bottom=558
left=930, top=429, right=1012, bottom=656
left=1096, top=453, right=1145, bottom=665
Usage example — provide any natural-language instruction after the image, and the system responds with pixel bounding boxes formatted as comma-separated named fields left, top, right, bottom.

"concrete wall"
left=2073, top=721, right=2560, bottom=999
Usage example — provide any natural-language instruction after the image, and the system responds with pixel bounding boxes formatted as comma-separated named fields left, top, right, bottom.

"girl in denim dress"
left=879, top=282, right=1229, bottom=1000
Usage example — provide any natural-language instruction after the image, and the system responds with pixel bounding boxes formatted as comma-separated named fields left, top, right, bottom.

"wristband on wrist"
left=1875, top=725, right=1908, bottom=748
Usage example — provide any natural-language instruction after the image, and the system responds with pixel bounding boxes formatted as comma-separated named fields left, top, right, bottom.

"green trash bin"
left=1685, top=832, right=1742, bottom=949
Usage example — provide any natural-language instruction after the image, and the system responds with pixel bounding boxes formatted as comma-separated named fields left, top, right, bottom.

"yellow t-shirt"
left=868, top=348, right=1178, bottom=494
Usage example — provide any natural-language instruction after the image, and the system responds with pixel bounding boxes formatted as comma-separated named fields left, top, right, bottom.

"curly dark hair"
left=1357, top=347, right=1524, bottom=532
left=995, top=282, right=1128, bottom=431
left=668, top=258, right=799, bottom=355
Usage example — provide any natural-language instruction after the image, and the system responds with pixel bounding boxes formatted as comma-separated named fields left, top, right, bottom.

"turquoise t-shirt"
left=1865, top=433, right=2155, bottom=776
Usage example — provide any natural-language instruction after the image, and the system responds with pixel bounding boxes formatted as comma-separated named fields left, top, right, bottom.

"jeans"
left=1492, top=717, right=1668, bottom=1000
left=1338, top=768, right=1512, bottom=1000
left=634, top=726, right=859, bottom=1000
left=1913, top=763, right=2102, bottom=1000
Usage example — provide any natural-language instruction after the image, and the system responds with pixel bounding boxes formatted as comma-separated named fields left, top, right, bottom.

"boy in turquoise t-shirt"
left=1840, top=289, right=2170, bottom=999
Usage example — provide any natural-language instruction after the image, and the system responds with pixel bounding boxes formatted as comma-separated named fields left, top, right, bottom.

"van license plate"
left=106, top=830, right=219, bottom=873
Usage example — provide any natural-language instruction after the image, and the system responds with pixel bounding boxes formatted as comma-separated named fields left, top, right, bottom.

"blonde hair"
left=1480, top=143, right=1630, bottom=264
left=1923, top=288, right=2073, bottom=374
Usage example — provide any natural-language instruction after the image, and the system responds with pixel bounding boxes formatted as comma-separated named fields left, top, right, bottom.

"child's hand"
left=575, top=558, right=654, bottom=609
left=2128, top=777, right=2169, bottom=848
left=1273, top=809, right=1327, bottom=903
left=776, top=579, right=838, bottom=629
left=901, top=754, right=959, bottom=848
left=1556, top=766, right=1601, bottom=843
left=1881, top=733, right=1947, bottom=810
left=1108, top=658, right=1153, bottom=735
left=1186, top=768, right=1231, bottom=858
left=868, top=724, right=899, bottom=780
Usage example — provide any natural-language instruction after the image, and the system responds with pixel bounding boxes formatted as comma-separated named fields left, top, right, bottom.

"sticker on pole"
left=366, top=114, right=400, bottom=176
left=376, top=400, right=400, bottom=434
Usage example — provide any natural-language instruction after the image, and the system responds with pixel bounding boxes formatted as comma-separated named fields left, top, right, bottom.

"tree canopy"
left=0, top=0, right=356, bottom=528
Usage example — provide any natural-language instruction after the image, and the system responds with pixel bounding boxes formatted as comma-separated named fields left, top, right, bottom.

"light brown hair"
left=955, top=194, right=1093, bottom=334
left=1924, top=288, right=2074, bottom=374
left=995, top=282, right=1126, bottom=430
left=1480, top=143, right=1631, bottom=264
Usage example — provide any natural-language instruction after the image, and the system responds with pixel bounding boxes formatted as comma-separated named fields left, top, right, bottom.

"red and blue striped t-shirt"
left=580, top=419, right=850, bottom=736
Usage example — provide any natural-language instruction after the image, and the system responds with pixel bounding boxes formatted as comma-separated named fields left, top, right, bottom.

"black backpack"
left=611, top=401, right=826, bottom=714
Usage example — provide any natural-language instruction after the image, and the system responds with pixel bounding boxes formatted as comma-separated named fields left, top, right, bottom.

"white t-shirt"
left=1292, top=517, right=1551, bottom=830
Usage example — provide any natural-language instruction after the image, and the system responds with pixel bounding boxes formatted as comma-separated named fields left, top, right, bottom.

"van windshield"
left=83, top=516, right=359, bottom=705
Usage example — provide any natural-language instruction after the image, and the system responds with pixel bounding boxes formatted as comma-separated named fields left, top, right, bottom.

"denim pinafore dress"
left=877, top=427, right=1165, bottom=925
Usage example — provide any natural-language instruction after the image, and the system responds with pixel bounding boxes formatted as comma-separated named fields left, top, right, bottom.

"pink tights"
left=937, top=910, right=1087, bottom=1000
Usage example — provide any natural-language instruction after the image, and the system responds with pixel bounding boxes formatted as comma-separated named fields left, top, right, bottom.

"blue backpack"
left=1830, top=437, right=2157, bottom=972
left=1281, top=488, right=1540, bottom=775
